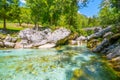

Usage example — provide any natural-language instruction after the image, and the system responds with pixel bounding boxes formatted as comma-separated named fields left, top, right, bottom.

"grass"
left=0, top=22, right=24, bottom=31
left=0, top=22, right=30, bottom=37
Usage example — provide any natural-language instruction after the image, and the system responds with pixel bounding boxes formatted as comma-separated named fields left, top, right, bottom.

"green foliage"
left=16, top=7, right=31, bottom=26
left=77, top=29, right=88, bottom=36
left=99, top=0, right=120, bottom=26
left=26, top=0, right=91, bottom=31
left=0, top=0, right=20, bottom=30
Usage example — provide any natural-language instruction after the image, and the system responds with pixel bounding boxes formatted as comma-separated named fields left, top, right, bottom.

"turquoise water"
left=0, top=46, right=119, bottom=80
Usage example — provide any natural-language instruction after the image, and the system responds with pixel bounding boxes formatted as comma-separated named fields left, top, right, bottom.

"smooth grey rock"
left=20, top=40, right=28, bottom=45
left=48, top=28, right=71, bottom=43
left=93, top=39, right=109, bottom=52
left=88, top=26, right=111, bottom=40
left=94, top=27, right=102, bottom=33
left=4, top=42, right=15, bottom=48
left=107, top=46, right=120, bottom=59
left=38, top=43, right=56, bottom=49
left=33, top=40, right=48, bottom=47
left=24, top=44, right=33, bottom=48
left=18, top=28, right=70, bottom=48
left=4, top=34, right=12, bottom=42
left=103, top=32, right=113, bottom=38
left=11, top=37, right=17, bottom=43
left=76, top=36, right=87, bottom=41
left=84, top=26, right=102, bottom=33
left=14, top=42, right=23, bottom=48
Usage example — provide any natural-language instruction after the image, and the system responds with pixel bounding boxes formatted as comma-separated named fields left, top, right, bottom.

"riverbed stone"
left=93, top=38, right=110, bottom=52
left=103, top=32, right=113, bottom=38
left=18, top=28, right=70, bottom=48
left=88, top=26, right=111, bottom=40
left=38, top=43, right=56, bottom=49
left=4, top=34, right=12, bottom=42
left=0, top=41, right=4, bottom=47
left=76, top=36, right=87, bottom=41
left=107, top=45, right=120, bottom=59
left=11, top=37, right=17, bottom=43
left=4, top=41, right=15, bottom=48
left=14, top=42, right=23, bottom=48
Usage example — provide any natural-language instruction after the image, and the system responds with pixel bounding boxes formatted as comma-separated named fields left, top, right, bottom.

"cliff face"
left=87, top=25, right=120, bottom=74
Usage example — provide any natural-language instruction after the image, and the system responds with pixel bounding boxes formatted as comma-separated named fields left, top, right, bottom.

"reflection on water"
left=0, top=46, right=119, bottom=80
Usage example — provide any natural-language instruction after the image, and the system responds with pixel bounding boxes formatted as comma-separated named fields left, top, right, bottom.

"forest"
left=0, top=0, right=119, bottom=33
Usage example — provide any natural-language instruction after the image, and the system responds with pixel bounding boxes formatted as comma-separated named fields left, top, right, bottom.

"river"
left=0, top=45, right=119, bottom=80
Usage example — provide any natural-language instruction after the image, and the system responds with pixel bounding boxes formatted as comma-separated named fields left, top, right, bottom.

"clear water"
left=0, top=46, right=119, bottom=80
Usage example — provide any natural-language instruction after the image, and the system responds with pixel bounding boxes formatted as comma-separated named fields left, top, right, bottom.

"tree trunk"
left=18, top=19, right=22, bottom=26
left=3, top=17, right=6, bottom=31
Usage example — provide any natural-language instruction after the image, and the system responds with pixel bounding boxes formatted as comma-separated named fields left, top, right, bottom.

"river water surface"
left=0, top=46, right=119, bottom=80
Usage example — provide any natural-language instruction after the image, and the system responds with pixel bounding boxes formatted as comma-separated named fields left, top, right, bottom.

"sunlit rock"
left=107, top=46, right=120, bottom=59
left=0, top=41, right=4, bottom=47
left=38, top=43, right=56, bottom=49
left=18, top=28, right=70, bottom=48
left=4, top=41, right=15, bottom=48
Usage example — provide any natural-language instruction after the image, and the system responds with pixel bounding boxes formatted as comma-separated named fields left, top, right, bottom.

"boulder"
left=4, top=34, right=17, bottom=43
left=76, top=36, right=87, bottom=41
left=84, top=26, right=102, bottom=33
left=18, top=28, right=70, bottom=48
left=103, top=32, right=113, bottom=38
left=0, top=41, right=4, bottom=47
left=33, top=40, right=48, bottom=47
left=88, top=26, right=111, bottom=40
left=24, top=44, right=33, bottom=48
left=107, top=45, right=120, bottom=59
left=14, top=42, right=23, bottom=48
left=4, top=34, right=12, bottom=42
left=48, top=28, right=71, bottom=43
left=11, top=37, right=17, bottom=43
left=93, top=39, right=110, bottom=52
left=4, top=41, right=15, bottom=48
left=87, top=39, right=100, bottom=49
left=38, top=43, right=56, bottom=49
left=94, top=27, right=102, bottom=33
left=69, top=40, right=77, bottom=45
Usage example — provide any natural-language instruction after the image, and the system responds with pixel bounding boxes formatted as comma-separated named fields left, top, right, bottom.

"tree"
left=26, top=0, right=89, bottom=27
left=99, top=0, right=120, bottom=25
left=0, top=0, right=20, bottom=31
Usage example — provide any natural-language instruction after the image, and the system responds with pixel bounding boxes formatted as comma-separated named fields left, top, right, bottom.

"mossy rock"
left=73, top=69, right=83, bottom=78
left=56, top=33, right=78, bottom=46
left=87, top=39, right=100, bottom=49
left=109, top=33, right=120, bottom=44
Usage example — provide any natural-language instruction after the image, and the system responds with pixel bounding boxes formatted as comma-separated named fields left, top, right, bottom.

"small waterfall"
left=77, top=41, right=82, bottom=46
left=77, top=41, right=80, bottom=46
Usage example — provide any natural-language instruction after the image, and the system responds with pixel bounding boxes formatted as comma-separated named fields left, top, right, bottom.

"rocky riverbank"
left=87, top=25, right=120, bottom=75
left=0, top=27, right=71, bottom=49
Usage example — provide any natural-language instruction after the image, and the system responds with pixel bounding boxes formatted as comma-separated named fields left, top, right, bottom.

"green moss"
left=111, top=25, right=120, bottom=34
left=87, top=39, right=101, bottom=49
left=109, top=33, right=120, bottom=44
left=56, top=33, right=78, bottom=46
left=73, top=69, right=83, bottom=78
